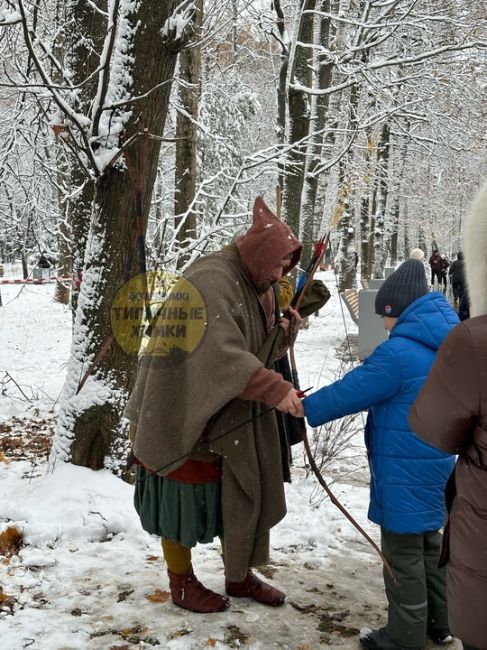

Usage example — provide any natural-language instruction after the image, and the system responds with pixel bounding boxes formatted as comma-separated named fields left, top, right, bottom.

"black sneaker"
left=429, top=630, right=454, bottom=645
left=359, top=627, right=424, bottom=650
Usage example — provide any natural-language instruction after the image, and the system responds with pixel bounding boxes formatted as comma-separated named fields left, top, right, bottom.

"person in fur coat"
left=410, top=178, right=487, bottom=650
left=298, top=259, right=458, bottom=650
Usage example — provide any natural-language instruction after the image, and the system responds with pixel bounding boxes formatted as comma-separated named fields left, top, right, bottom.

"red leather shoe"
left=168, top=567, right=230, bottom=613
left=226, top=570, right=286, bottom=606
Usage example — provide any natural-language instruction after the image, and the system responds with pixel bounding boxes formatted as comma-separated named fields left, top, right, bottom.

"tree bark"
left=300, top=0, right=333, bottom=266
left=54, top=209, right=71, bottom=304
left=273, top=0, right=289, bottom=192
left=174, top=0, right=203, bottom=269
left=64, top=0, right=108, bottom=315
left=283, top=0, right=315, bottom=236
left=372, top=123, right=391, bottom=277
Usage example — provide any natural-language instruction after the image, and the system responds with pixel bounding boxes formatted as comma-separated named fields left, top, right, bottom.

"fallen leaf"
left=145, top=555, right=159, bottom=562
left=0, top=589, right=16, bottom=610
left=52, top=124, right=66, bottom=136
left=0, top=452, right=10, bottom=464
left=0, top=526, right=23, bottom=557
left=170, top=628, right=192, bottom=639
left=145, top=589, right=170, bottom=603
left=207, top=639, right=217, bottom=647
left=120, top=625, right=145, bottom=639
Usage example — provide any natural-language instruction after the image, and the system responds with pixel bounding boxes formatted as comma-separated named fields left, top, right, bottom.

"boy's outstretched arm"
left=303, top=344, right=401, bottom=427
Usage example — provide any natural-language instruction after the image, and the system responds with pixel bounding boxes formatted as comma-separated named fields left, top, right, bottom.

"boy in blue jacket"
left=301, top=259, right=458, bottom=650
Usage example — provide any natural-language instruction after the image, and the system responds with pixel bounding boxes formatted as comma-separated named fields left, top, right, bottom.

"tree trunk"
left=403, top=203, right=411, bottom=260
left=337, top=80, right=361, bottom=291
left=359, top=129, right=374, bottom=281
left=51, top=2, right=193, bottom=473
left=174, top=0, right=203, bottom=269
left=337, top=196, right=356, bottom=292
left=300, top=0, right=333, bottom=266
left=389, top=197, right=399, bottom=266
left=53, top=209, right=71, bottom=304
left=336, top=0, right=371, bottom=290
left=64, top=0, right=108, bottom=316
left=360, top=192, right=370, bottom=281
left=274, top=0, right=288, bottom=192
left=372, top=123, right=391, bottom=278
left=52, top=3, right=71, bottom=305
left=283, top=0, right=315, bottom=236
left=21, top=249, right=28, bottom=279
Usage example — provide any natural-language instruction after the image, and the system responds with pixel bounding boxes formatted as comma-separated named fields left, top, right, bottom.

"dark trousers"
left=431, top=269, right=442, bottom=286
left=462, top=645, right=480, bottom=650
left=452, top=281, right=464, bottom=301
left=381, top=528, right=449, bottom=647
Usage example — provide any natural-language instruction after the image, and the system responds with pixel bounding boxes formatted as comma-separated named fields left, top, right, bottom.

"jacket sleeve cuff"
left=239, top=366, right=292, bottom=407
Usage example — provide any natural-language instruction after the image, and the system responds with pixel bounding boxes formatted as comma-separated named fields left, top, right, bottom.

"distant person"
left=440, top=256, right=449, bottom=292
left=448, top=251, right=465, bottom=304
left=410, top=178, right=487, bottom=650
left=37, top=253, right=51, bottom=269
left=298, top=259, right=458, bottom=650
left=429, top=249, right=443, bottom=288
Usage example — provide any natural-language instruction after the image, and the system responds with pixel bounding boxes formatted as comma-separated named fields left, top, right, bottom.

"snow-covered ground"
left=0, top=273, right=461, bottom=650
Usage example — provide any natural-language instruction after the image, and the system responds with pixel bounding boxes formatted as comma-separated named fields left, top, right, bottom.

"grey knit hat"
left=375, top=259, right=429, bottom=318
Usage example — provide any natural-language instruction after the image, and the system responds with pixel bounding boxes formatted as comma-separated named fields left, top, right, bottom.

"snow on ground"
left=0, top=280, right=72, bottom=420
left=0, top=271, right=461, bottom=650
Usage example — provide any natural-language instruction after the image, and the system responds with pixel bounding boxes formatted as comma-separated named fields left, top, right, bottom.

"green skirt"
left=134, top=467, right=224, bottom=548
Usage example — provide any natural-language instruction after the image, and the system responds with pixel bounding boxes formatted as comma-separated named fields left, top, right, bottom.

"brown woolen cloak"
left=125, top=199, right=302, bottom=581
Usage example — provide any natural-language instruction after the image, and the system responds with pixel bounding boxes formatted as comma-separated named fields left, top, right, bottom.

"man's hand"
left=278, top=307, right=302, bottom=347
left=276, top=388, right=305, bottom=417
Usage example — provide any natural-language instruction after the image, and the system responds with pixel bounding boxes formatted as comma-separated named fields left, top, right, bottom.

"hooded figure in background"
left=410, top=178, right=487, bottom=650
left=300, top=259, right=458, bottom=650
left=125, top=197, right=303, bottom=614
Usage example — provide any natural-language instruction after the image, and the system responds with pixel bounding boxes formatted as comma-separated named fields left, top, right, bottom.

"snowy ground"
left=0, top=272, right=461, bottom=650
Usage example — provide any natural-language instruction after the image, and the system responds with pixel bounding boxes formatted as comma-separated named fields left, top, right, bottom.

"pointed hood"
left=236, top=197, right=303, bottom=291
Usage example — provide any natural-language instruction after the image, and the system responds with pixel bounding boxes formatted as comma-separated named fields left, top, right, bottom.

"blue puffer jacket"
left=303, top=292, right=458, bottom=534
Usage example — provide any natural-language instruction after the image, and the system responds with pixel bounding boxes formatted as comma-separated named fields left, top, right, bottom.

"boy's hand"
left=276, top=388, right=305, bottom=417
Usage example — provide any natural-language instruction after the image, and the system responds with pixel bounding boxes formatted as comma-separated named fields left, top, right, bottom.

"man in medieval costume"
left=125, top=196, right=304, bottom=613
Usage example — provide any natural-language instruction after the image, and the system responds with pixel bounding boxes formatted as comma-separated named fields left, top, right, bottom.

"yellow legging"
left=161, top=538, right=224, bottom=575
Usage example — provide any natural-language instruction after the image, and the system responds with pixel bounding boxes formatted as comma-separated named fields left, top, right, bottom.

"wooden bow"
left=289, top=235, right=397, bottom=583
